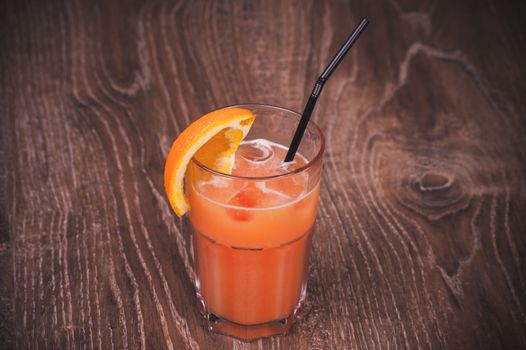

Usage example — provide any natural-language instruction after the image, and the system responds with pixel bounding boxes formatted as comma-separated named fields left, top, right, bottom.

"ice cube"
left=237, top=139, right=273, bottom=163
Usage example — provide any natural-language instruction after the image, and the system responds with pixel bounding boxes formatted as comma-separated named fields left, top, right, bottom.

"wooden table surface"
left=2, top=0, right=526, bottom=349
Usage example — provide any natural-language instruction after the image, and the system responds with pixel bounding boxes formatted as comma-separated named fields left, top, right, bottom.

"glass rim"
left=191, top=103, right=325, bottom=180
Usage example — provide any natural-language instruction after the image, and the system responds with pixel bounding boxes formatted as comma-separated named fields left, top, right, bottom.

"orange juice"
left=185, top=104, right=325, bottom=340
left=188, top=139, right=321, bottom=339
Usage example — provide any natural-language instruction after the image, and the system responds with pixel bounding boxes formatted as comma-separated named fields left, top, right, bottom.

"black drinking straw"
left=284, top=17, right=369, bottom=162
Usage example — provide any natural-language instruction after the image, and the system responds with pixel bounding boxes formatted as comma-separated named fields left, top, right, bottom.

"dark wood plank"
left=1, top=0, right=526, bottom=348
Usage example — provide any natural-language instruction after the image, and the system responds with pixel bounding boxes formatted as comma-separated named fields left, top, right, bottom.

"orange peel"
left=164, top=107, right=255, bottom=216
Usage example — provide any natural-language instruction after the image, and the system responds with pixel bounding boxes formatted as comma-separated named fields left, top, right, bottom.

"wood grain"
left=2, top=0, right=526, bottom=348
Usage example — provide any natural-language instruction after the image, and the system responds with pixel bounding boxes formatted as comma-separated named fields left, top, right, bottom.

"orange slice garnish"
left=164, top=107, right=255, bottom=217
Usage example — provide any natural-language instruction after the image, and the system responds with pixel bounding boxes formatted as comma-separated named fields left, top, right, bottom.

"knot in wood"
left=417, top=172, right=453, bottom=192
left=397, top=167, right=470, bottom=221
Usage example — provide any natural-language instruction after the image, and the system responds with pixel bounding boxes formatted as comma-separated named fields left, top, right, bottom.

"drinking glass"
left=187, top=104, right=325, bottom=340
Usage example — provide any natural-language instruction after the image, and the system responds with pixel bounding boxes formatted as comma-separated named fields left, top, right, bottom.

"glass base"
left=204, top=312, right=295, bottom=341
left=197, top=290, right=305, bottom=341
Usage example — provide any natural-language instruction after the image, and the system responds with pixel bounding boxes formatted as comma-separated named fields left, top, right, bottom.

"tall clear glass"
left=187, top=104, right=325, bottom=340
